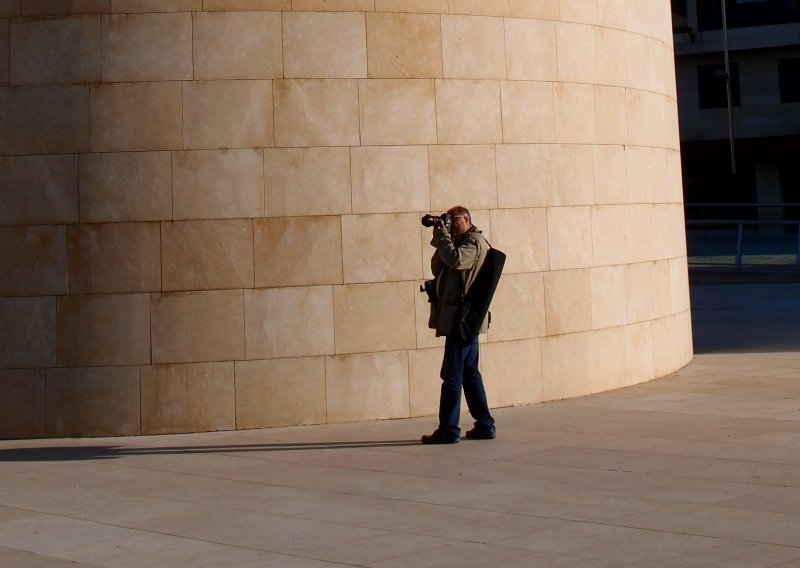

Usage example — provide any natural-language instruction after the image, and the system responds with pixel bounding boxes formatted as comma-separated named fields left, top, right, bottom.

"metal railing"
left=684, top=203, right=800, bottom=269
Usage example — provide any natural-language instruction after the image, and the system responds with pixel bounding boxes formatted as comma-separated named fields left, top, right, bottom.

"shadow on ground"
left=691, top=282, right=800, bottom=354
left=0, top=440, right=421, bottom=461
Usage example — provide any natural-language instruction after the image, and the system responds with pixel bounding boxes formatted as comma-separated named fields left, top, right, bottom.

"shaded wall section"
left=0, top=0, right=692, bottom=439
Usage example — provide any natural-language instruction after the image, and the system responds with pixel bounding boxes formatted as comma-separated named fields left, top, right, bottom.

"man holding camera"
left=421, top=206, right=496, bottom=444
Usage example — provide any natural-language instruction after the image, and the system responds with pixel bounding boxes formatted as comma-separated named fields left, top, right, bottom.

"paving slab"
left=2, top=284, right=800, bottom=567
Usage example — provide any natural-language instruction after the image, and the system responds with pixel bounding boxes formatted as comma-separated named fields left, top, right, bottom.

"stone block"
left=375, top=0, right=448, bottom=12
left=625, top=320, right=654, bottom=383
left=547, top=206, right=593, bottom=270
left=0, top=1, right=18, bottom=16
left=448, top=0, right=509, bottom=16
left=254, top=216, right=343, bottom=287
left=428, top=144, right=497, bottom=211
left=556, top=21, right=596, bottom=84
left=408, top=346, right=445, bottom=417
left=594, top=85, right=627, bottom=145
left=625, top=204, right=654, bottom=263
left=325, top=351, right=410, bottom=422
left=651, top=259, right=673, bottom=320
left=435, top=79, right=502, bottom=144
left=560, top=0, right=597, bottom=24
left=21, top=0, right=109, bottom=15
left=100, top=12, right=191, bottom=81
left=0, top=85, right=89, bottom=155
left=500, top=81, right=555, bottom=143
left=589, top=264, right=627, bottom=329
left=554, top=82, right=595, bottom=144
left=595, top=26, right=628, bottom=87
left=489, top=208, right=549, bottom=274
left=112, top=0, right=202, bottom=11
left=351, top=146, right=430, bottom=214
left=366, top=12, right=442, bottom=78
left=162, top=219, right=254, bottom=291
left=57, top=294, right=150, bottom=367
left=590, top=204, right=628, bottom=266
left=141, top=362, right=234, bottom=434
left=151, top=290, right=244, bottom=364
left=235, top=357, right=326, bottom=429
left=441, top=15, right=505, bottom=79
left=481, top=338, right=543, bottom=407
left=626, top=32, right=650, bottom=92
left=551, top=144, right=594, bottom=206
left=45, top=366, right=140, bottom=437
left=0, top=298, right=56, bottom=369
left=509, top=0, right=559, bottom=18
left=193, top=11, right=282, bottom=79
left=496, top=144, right=552, bottom=208
left=0, top=369, right=45, bottom=439
left=0, top=19, right=7, bottom=85
left=79, top=151, right=171, bottom=223
left=544, top=268, right=592, bottom=335
left=669, top=256, right=690, bottom=314
left=265, top=147, right=351, bottom=216
left=541, top=331, right=591, bottom=400
left=504, top=18, right=556, bottom=81
left=487, top=272, right=545, bottom=342
left=593, top=145, right=627, bottom=204
left=182, top=80, right=272, bottom=149
left=626, top=145, right=665, bottom=205
left=10, top=16, right=99, bottom=84
left=68, top=222, right=160, bottom=294
left=333, top=281, right=416, bottom=354
left=626, top=0, right=649, bottom=35
left=0, top=155, right=78, bottom=225
left=358, top=79, right=437, bottom=145
left=244, top=286, right=335, bottom=359
left=202, top=0, right=289, bottom=9
left=273, top=79, right=360, bottom=147
left=590, top=326, right=626, bottom=393
left=293, top=0, right=374, bottom=10
left=2, top=230, right=63, bottom=300
left=283, top=12, right=366, bottom=78
left=341, top=213, right=422, bottom=283
left=597, top=0, right=625, bottom=29
left=173, top=149, right=264, bottom=219
left=625, top=261, right=655, bottom=323
left=91, top=82, right=181, bottom=151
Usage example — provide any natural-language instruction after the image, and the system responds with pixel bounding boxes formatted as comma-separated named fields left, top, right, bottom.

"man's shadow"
left=0, top=440, right=421, bottom=462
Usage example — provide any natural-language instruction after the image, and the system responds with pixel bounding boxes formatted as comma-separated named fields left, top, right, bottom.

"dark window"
left=672, top=0, right=689, bottom=29
left=779, top=58, right=800, bottom=103
left=698, top=63, right=742, bottom=109
left=698, top=0, right=800, bottom=31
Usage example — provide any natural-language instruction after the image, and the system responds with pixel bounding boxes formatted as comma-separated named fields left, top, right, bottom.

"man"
left=421, top=206, right=496, bottom=444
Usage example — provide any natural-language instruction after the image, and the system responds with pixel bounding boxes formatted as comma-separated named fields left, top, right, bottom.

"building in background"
left=673, top=0, right=800, bottom=216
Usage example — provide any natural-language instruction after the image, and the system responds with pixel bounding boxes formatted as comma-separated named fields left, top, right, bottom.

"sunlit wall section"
left=0, top=0, right=691, bottom=438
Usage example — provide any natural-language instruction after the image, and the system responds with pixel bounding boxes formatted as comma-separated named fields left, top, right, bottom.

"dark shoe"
left=420, top=431, right=460, bottom=444
left=465, top=428, right=496, bottom=440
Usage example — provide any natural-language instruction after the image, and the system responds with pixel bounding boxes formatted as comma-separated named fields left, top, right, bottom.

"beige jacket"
left=427, top=225, right=489, bottom=337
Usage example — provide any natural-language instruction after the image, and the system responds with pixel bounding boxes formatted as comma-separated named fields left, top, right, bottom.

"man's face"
left=449, top=214, right=470, bottom=236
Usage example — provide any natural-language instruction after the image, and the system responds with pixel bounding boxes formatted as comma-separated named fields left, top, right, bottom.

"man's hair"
left=447, top=205, right=471, bottom=220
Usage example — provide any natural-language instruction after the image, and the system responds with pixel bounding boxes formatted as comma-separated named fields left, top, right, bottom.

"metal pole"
left=721, top=0, right=737, bottom=175
left=735, top=223, right=743, bottom=267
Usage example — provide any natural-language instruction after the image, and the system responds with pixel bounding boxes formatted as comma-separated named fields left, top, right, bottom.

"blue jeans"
left=438, top=335, right=495, bottom=439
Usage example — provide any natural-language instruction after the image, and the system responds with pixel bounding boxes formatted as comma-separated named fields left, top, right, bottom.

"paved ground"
left=2, top=285, right=800, bottom=567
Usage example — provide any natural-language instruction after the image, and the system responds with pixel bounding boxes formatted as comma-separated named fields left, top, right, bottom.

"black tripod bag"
left=457, top=246, right=506, bottom=344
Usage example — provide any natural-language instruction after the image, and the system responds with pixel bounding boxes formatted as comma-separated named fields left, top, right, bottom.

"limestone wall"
left=0, top=0, right=692, bottom=439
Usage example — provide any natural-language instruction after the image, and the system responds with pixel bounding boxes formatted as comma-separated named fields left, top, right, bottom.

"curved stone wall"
left=0, top=0, right=692, bottom=439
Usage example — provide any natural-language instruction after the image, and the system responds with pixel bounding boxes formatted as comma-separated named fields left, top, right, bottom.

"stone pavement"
left=2, top=285, right=800, bottom=567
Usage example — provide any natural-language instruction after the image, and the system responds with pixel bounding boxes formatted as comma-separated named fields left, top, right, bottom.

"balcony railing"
left=685, top=203, right=800, bottom=269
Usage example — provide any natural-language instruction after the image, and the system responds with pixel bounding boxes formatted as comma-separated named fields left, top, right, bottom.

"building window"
left=698, top=0, right=800, bottom=30
left=697, top=63, right=741, bottom=109
left=779, top=58, right=800, bottom=103
left=671, top=0, right=688, bottom=29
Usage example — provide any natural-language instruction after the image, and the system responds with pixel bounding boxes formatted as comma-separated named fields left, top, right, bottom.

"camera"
left=420, top=279, right=437, bottom=303
left=421, top=213, right=451, bottom=228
